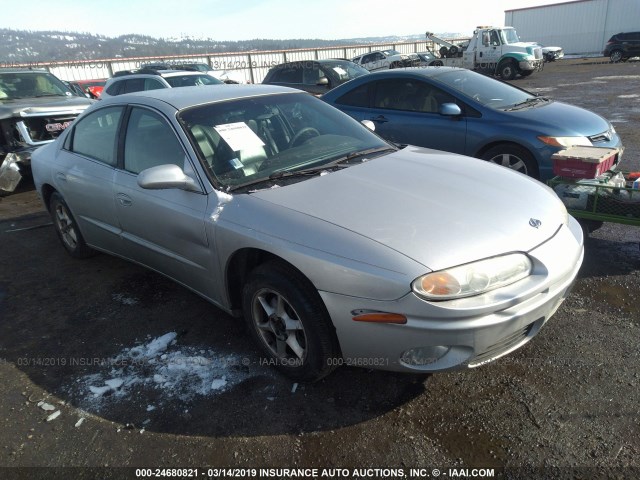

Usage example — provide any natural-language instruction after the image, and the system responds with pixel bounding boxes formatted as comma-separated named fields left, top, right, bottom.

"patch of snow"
left=75, top=417, right=85, bottom=428
left=38, top=402, right=56, bottom=411
left=68, top=332, right=260, bottom=411
left=46, top=411, right=61, bottom=422
left=112, top=293, right=139, bottom=306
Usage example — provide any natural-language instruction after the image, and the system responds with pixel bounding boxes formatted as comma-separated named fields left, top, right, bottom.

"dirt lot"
left=1, top=58, right=639, bottom=479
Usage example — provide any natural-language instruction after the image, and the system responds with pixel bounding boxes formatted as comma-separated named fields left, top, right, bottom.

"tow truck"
left=425, top=27, right=544, bottom=80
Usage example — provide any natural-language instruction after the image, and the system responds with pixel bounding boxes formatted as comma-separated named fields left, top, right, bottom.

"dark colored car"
left=603, top=32, right=640, bottom=62
left=322, top=67, right=622, bottom=180
left=0, top=68, right=94, bottom=194
left=262, top=59, right=369, bottom=95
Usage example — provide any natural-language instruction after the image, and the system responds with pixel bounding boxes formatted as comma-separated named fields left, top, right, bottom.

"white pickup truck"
left=425, top=27, right=544, bottom=80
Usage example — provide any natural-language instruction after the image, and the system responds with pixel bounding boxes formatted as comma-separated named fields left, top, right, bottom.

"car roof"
left=270, top=58, right=352, bottom=68
left=98, top=84, right=304, bottom=110
left=365, top=66, right=466, bottom=78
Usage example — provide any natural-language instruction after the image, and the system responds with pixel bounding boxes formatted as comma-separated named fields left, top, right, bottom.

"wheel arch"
left=225, top=248, right=320, bottom=315
left=474, top=140, right=539, bottom=178
left=40, top=183, right=57, bottom=212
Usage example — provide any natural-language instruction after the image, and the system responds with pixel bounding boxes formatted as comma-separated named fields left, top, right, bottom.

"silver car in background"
left=31, top=85, right=584, bottom=381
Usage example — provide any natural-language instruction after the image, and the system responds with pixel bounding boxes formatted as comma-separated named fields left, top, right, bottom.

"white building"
left=505, top=0, right=640, bottom=55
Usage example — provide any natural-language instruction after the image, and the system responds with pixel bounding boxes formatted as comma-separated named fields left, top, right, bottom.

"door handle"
left=116, top=193, right=132, bottom=207
left=371, top=115, right=389, bottom=123
left=55, top=172, right=67, bottom=182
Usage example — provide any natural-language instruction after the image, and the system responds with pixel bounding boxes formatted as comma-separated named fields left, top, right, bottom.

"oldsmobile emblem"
left=529, top=218, right=542, bottom=229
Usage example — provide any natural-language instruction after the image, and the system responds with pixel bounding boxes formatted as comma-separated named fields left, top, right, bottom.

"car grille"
left=533, top=47, right=543, bottom=60
left=15, top=114, right=79, bottom=146
left=589, top=128, right=614, bottom=143
left=468, top=322, right=535, bottom=367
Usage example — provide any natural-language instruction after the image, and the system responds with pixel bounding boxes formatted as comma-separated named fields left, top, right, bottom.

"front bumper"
left=320, top=217, right=584, bottom=373
left=519, top=59, right=544, bottom=72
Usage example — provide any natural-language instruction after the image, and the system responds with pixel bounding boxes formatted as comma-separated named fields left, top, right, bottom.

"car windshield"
left=178, top=92, right=390, bottom=190
left=322, top=60, right=369, bottom=80
left=434, top=70, right=536, bottom=109
left=501, top=29, right=521, bottom=44
left=165, top=74, right=223, bottom=87
left=0, top=71, right=73, bottom=100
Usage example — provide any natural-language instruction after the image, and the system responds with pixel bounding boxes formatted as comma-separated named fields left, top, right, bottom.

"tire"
left=430, top=60, right=444, bottom=67
left=390, top=61, right=401, bottom=69
left=439, top=46, right=449, bottom=58
left=49, top=192, right=95, bottom=259
left=449, top=45, right=459, bottom=56
left=242, top=261, right=340, bottom=381
left=609, top=50, right=624, bottom=63
left=480, top=144, right=539, bottom=178
left=498, top=60, right=517, bottom=80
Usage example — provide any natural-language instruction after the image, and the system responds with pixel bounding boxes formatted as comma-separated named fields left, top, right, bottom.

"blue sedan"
left=322, top=67, right=623, bottom=179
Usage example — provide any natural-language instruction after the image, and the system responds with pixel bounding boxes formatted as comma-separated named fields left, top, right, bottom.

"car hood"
left=507, top=100, right=611, bottom=136
left=250, top=146, right=566, bottom=271
left=0, top=96, right=94, bottom=116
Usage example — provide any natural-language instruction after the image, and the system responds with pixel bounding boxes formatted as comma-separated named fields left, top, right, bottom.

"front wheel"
left=480, top=144, right=539, bottom=178
left=242, top=261, right=340, bottom=381
left=498, top=60, right=517, bottom=80
left=49, top=192, right=95, bottom=258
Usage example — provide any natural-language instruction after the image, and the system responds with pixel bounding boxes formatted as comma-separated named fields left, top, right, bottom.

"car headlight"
left=538, top=135, right=592, bottom=147
left=412, top=253, right=532, bottom=301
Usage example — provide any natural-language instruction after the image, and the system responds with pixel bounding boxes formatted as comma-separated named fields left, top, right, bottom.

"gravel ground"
left=0, top=58, right=639, bottom=480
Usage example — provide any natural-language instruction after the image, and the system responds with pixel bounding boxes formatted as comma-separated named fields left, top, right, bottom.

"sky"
left=4, top=0, right=555, bottom=41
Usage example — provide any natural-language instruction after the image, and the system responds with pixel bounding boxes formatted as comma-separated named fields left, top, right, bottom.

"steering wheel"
left=289, top=127, right=320, bottom=148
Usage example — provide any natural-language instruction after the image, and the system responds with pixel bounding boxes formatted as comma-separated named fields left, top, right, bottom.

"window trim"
left=63, top=105, right=126, bottom=166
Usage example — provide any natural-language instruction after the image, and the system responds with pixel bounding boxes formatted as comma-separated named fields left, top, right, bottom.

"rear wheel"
left=480, top=144, right=539, bottom=178
left=609, top=50, right=624, bottom=63
left=242, top=261, right=340, bottom=381
left=498, top=60, right=517, bottom=80
left=49, top=192, right=95, bottom=258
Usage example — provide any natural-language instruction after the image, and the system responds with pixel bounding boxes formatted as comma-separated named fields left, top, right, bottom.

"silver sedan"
left=31, top=85, right=584, bottom=381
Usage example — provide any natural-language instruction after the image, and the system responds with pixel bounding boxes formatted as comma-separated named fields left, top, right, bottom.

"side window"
left=272, top=66, right=302, bottom=83
left=68, top=107, right=123, bottom=166
left=302, top=64, right=323, bottom=85
left=335, top=83, right=370, bottom=107
left=123, top=78, right=145, bottom=94
left=373, top=79, right=452, bottom=113
left=144, top=78, right=165, bottom=90
left=361, top=54, right=373, bottom=64
left=105, top=81, right=123, bottom=96
left=124, top=108, right=186, bottom=174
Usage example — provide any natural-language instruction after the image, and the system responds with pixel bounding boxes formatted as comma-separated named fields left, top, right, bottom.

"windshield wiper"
left=35, top=93, right=68, bottom=98
left=229, top=145, right=397, bottom=192
left=269, top=146, right=396, bottom=180
left=505, top=96, right=549, bottom=111
left=331, top=145, right=397, bottom=165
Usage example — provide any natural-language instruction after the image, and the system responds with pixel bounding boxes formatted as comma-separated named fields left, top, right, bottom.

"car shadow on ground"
left=0, top=212, right=429, bottom=438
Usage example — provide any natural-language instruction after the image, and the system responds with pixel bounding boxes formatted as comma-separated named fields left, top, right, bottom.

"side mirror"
left=317, top=77, right=330, bottom=86
left=439, top=103, right=462, bottom=116
left=138, top=164, right=201, bottom=192
left=361, top=120, right=376, bottom=131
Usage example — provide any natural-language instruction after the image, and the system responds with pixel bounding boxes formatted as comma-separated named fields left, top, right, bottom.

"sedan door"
left=112, top=106, right=216, bottom=298
left=333, top=78, right=467, bottom=152
left=53, top=106, right=124, bottom=254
